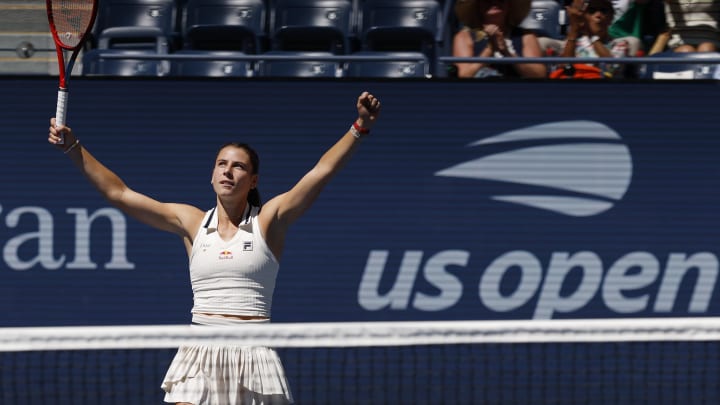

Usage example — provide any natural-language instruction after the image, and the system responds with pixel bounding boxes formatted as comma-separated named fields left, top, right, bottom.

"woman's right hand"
left=566, top=0, right=587, bottom=34
left=48, top=118, right=77, bottom=151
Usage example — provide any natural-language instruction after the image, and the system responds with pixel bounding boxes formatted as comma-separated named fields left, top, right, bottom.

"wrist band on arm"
left=64, top=139, right=80, bottom=154
left=350, top=121, right=370, bottom=139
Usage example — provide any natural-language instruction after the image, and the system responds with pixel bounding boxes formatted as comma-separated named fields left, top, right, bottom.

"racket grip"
left=55, top=89, right=68, bottom=144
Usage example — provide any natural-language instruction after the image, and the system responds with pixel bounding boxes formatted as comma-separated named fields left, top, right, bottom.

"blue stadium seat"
left=82, top=49, right=171, bottom=76
left=269, top=0, right=353, bottom=53
left=357, top=0, right=442, bottom=75
left=519, top=0, right=562, bottom=39
left=345, top=51, right=429, bottom=77
left=182, top=0, right=267, bottom=53
left=638, top=51, right=720, bottom=79
left=255, top=51, right=344, bottom=76
left=93, top=0, right=179, bottom=50
left=97, top=27, right=170, bottom=53
left=169, top=50, right=256, bottom=76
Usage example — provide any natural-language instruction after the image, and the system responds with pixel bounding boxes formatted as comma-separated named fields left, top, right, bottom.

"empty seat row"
left=82, top=49, right=431, bottom=78
left=86, top=0, right=450, bottom=76
left=91, top=0, right=446, bottom=52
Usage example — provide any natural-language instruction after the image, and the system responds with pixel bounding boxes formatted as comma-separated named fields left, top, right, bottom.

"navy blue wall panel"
left=2, top=78, right=720, bottom=326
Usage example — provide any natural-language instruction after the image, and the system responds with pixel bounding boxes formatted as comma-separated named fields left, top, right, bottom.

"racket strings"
left=49, top=0, right=95, bottom=48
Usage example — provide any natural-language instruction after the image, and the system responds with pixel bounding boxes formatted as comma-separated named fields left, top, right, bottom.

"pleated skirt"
left=161, top=315, right=294, bottom=405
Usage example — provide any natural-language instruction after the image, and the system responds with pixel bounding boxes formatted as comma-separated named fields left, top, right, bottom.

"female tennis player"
left=47, top=91, right=381, bottom=405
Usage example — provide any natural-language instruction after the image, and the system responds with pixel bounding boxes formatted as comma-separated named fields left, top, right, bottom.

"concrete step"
left=0, top=32, right=54, bottom=75
left=0, top=33, right=84, bottom=75
left=0, top=0, right=52, bottom=73
left=0, top=1, right=48, bottom=33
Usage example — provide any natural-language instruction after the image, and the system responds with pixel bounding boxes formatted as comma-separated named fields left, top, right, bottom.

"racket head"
left=46, top=0, right=99, bottom=51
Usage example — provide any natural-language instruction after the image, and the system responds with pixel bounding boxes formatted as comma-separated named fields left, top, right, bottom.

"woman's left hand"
left=356, top=92, right=381, bottom=130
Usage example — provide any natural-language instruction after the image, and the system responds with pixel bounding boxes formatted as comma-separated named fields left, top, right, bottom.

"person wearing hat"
left=452, top=0, right=547, bottom=78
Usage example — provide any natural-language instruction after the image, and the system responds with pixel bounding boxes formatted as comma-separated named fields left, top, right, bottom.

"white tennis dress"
left=162, top=205, right=294, bottom=405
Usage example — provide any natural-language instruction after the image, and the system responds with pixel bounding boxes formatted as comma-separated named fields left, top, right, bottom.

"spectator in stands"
left=452, top=0, right=547, bottom=78
left=550, top=0, right=633, bottom=78
left=608, top=0, right=652, bottom=56
left=650, top=0, right=720, bottom=53
left=540, top=0, right=665, bottom=57
left=47, top=91, right=382, bottom=405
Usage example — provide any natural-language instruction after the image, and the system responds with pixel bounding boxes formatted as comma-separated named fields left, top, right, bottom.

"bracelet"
left=63, top=139, right=80, bottom=154
left=350, top=121, right=370, bottom=139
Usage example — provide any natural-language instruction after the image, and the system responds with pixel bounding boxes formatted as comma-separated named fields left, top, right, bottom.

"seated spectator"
left=651, top=0, right=720, bottom=53
left=608, top=0, right=655, bottom=56
left=452, top=0, right=547, bottom=78
left=550, top=0, right=633, bottom=78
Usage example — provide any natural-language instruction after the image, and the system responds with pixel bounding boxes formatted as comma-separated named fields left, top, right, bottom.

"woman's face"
left=211, top=146, right=258, bottom=198
left=480, top=0, right=509, bottom=25
left=584, top=3, right=613, bottom=35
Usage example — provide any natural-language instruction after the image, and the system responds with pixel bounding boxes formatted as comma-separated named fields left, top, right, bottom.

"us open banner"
left=2, top=78, right=719, bottom=326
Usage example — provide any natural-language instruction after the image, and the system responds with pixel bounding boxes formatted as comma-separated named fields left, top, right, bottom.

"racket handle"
left=55, top=89, right=68, bottom=144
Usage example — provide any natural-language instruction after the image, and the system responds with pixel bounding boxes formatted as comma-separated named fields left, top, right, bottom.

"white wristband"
left=350, top=125, right=362, bottom=139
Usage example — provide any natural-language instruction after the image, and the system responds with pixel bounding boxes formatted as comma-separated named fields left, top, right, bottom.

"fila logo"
left=435, top=121, right=633, bottom=217
left=243, top=241, right=253, bottom=251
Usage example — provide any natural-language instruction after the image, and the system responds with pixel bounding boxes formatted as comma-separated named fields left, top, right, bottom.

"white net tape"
left=3, top=317, right=720, bottom=352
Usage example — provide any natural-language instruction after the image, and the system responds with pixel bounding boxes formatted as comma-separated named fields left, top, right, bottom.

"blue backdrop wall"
left=2, top=77, right=720, bottom=326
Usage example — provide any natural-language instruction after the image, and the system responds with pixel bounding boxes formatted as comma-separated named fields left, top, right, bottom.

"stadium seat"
left=255, top=51, right=344, bottom=77
left=169, top=50, right=256, bottom=77
left=97, top=27, right=170, bottom=53
left=356, top=0, right=442, bottom=75
left=345, top=51, right=429, bottom=77
left=82, top=49, right=171, bottom=76
left=519, top=0, right=563, bottom=39
left=269, top=0, right=353, bottom=53
left=182, top=0, right=267, bottom=54
left=638, top=51, right=720, bottom=79
left=93, top=0, right=179, bottom=50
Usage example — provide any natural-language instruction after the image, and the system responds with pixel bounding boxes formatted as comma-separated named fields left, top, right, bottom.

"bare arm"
left=260, top=92, right=381, bottom=258
left=48, top=119, right=203, bottom=241
left=515, top=33, right=548, bottom=78
left=453, top=29, right=494, bottom=78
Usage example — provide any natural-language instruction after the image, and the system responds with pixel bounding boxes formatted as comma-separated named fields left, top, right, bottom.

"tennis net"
left=1, top=317, right=720, bottom=404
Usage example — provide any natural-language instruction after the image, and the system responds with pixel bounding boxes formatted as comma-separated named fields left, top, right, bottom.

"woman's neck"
left=216, top=200, right=248, bottom=226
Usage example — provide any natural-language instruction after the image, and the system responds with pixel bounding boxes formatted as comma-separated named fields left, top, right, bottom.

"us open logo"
left=435, top=121, right=633, bottom=217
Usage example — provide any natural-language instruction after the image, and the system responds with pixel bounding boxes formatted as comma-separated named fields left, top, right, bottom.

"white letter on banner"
left=66, top=208, right=134, bottom=270
left=602, top=251, right=659, bottom=313
left=358, top=250, right=423, bottom=310
left=3, top=206, right=65, bottom=270
left=413, top=250, right=468, bottom=311
left=534, top=251, right=602, bottom=319
left=479, top=250, right=542, bottom=312
left=655, top=252, right=718, bottom=313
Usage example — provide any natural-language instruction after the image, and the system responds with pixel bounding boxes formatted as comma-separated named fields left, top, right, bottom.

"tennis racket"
left=46, top=0, right=99, bottom=143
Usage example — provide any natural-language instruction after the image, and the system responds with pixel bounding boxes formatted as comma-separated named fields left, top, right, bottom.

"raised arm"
left=259, top=91, right=381, bottom=258
left=48, top=119, right=203, bottom=242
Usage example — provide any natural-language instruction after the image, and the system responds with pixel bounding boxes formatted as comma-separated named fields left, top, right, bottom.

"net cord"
left=1, top=317, right=720, bottom=352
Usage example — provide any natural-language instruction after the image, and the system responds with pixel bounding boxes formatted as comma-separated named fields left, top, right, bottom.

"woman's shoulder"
left=453, top=26, right=473, bottom=41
